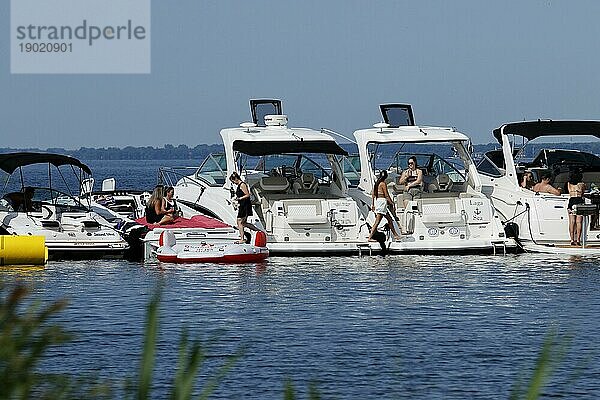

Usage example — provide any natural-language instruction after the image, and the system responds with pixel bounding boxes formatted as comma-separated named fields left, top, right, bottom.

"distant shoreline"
left=1, top=141, right=598, bottom=160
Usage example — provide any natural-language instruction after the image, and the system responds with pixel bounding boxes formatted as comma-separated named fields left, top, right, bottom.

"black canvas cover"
left=0, top=152, right=92, bottom=174
left=493, top=121, right=600, bottom=143
left=233, top=140, right=348, bottom=156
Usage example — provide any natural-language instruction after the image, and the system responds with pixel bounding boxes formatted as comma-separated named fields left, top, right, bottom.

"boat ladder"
left=357, top=243, right=374, bottom=257
left=491, top=241, right=506, bottom=256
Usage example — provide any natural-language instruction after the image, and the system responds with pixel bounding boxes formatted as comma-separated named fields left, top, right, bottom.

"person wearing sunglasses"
left=398, top=156, right=423, bottom=207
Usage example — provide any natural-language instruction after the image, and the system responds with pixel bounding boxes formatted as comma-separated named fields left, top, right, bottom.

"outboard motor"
left=504, top=222, right=519, bottom=239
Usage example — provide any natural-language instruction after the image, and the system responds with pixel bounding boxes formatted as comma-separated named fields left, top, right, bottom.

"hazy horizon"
left=2, top=1, right=600, bottom=148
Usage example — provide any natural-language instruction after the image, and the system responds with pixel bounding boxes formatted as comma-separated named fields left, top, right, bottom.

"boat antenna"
left=321, top=128, right=357, bottom=144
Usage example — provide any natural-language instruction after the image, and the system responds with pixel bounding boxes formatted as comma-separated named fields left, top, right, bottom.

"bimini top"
left=353, top=125, right=469, bottom=147
left=221, top=126, right=348, bottom=156
left=493, top=120, right=600, bottom=143
left=0, top=152, right=92, bottom=175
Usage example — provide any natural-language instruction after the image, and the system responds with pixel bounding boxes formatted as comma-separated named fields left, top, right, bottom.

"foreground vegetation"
left=0, top=281, right=576, bottom=399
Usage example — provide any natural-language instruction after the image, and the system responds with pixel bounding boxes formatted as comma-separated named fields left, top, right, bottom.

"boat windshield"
left=195, top=153, right=227, bottom=186
left=251, top=154, right=333, bottom=182
left=476, top=150, right=505, bottom=177
left=341, top=155, right=361, bottom=187
left=389, top=152, right=467, bottom=185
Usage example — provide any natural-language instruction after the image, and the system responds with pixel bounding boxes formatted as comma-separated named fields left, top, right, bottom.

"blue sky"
left=1, top=0, right=600, bottom=148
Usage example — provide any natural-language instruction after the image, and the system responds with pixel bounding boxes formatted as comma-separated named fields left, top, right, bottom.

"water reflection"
left=0, top=254, right=598, bottom=399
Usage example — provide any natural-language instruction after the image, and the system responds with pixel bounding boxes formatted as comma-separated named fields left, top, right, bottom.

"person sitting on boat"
left=520, top=171, right=535, bottom=190
left=398, top=156, right=423, bottom=207
left=229, top=172, right=261, bottom=243
left=567, top=170, right=586, bottom=246
left=145, top=186, right=175, bottom=225
left=368, top=170, right=401, bottom=242
left=4, top=186, right=35, bottom=212
left=532, top=172, right=562, bottom=196
left=164, top=186, right=181, bottom=219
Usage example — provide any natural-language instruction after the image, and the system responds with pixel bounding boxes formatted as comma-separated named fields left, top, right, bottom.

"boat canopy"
left=493, top=120, right=600, bottom=143
left=233, top=140, right=347, bottom=156
left=0, top=152, right=92, bottom=175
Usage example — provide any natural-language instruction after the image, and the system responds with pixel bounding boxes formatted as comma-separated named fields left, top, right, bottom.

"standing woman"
left=368, top=170, right=401, bottom=242
left=567, top=170, right=586, bottom=246
left=229, top=172, right=261, bottom=243
left=145, top=186, right=174, bottom=225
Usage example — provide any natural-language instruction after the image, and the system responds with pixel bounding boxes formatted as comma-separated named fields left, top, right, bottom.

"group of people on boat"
left=368, top=156, right=424, bottom=242
left=145, top=185, right=180, bottom=225
left=520, top=169, right=587, bottom=246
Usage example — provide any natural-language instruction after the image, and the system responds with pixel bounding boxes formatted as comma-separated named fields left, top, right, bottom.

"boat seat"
left=282, top=199, right=328, bottom=224
left=292, top=173, right=318, bottom=194
left=428, top=173, right=453, bottom=192
left=259, top=176, right=290, bottom=193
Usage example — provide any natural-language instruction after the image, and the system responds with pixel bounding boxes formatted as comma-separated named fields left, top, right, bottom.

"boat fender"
left=159, top=230, right=177, bottom=247
left=254, top=231, right=267, bottom=247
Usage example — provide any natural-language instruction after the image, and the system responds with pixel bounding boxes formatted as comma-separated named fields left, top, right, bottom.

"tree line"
left=1, top=142, right=599, bottom=160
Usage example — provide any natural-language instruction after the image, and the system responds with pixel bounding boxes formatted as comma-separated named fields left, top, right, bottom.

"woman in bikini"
left=567, top=170, right=586, bottom=246
left=145, top=186, right=174, bottom=225
left=520, top=171, right=535, bottom=190
left=399, top=156, right=423, bottom=208
left=368, top=170, right=401, bottom=242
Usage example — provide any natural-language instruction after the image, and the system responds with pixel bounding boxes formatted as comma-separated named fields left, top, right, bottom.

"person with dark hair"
left=567, top=170, right=586, bottom=246
left=368, top=170, right=401, bottom=242
left=532, top=173, right=561, bottom=195
left=146, top=185, right=174, bottom=225
left=164, top=186, right=181, bottom=219
left=520, top=171, right=535, bottom=190
left=229, top=172, right=261, bottom=243
left=398, top=156, right=423, bottom=207
left=5, top=186, right=35, bottom=212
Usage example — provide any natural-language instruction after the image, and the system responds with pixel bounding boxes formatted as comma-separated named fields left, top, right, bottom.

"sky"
left=1, top=0, right=600, bottom=148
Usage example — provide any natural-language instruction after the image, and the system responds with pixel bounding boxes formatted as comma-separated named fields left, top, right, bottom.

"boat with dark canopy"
left=0, top=152, right=129, bottom=259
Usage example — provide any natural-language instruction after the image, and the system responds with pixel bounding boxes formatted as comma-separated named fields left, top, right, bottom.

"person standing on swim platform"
left=229, top=172, right=261, bottom=243
left=567, top=170, right=586, bottom=246
left=368, top=170, right=401, bottom=242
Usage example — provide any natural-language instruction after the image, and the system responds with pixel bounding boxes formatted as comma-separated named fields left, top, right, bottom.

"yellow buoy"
left=0, top=236, right=48, bottom=266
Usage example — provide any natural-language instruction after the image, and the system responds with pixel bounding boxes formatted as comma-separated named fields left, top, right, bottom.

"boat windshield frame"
left=389, top=151, right=467, bottom=184
left=195, top=153, right=228, bottom=186
left=245, top=153, right=334, bottom=183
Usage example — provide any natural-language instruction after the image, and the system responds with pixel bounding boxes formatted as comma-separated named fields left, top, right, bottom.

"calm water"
left=2, top=160, right=600, bottom=399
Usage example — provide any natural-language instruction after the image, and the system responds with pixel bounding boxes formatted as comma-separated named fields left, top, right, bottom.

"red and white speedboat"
left=135, top=214, right=242, bottom=261
left=156, top=229, right=269, bottom=264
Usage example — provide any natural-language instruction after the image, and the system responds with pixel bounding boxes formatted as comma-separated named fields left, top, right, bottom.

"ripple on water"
left=1, top=254, right=599, bottom=399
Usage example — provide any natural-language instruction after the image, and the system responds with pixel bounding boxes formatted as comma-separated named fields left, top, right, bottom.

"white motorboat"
left=0, top=153, right=129, bottom=259
left=78, top=177, right=241, bottom=261
left=476, top=120, right=600, bottom=254
left=351, top=104, right=510, bottom=254
left=81, top=177, right=150, bottom=221
left=161, top=99, right=377, bottom=255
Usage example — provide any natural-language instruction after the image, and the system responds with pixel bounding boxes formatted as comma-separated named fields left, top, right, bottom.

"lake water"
left=1, top=160, right=600, bottom=399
